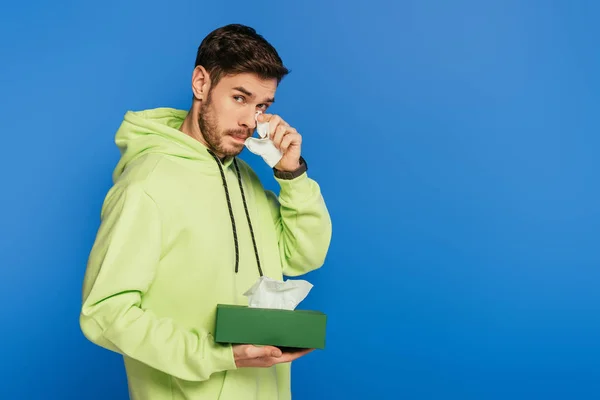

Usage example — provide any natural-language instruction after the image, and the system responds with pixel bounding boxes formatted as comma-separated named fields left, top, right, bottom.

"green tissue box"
left=214, top=304, right=327, bottom=350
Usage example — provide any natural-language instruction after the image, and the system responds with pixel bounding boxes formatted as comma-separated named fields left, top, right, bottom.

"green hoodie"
left=79, top=108, right=332, bottom=399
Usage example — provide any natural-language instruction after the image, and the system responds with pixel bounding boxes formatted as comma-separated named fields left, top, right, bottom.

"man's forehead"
left=221, top=73, right=277, bottom=95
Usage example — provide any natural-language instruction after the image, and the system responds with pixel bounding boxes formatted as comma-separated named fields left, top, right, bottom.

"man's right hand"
left=233, top=344, right=314, bottom=368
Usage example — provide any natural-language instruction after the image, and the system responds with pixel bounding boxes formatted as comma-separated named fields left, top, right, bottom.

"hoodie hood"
left=112, top=108, right=232, bottom=182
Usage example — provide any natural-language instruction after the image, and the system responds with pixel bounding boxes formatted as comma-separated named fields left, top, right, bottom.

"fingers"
left=256, top=113, right=290, bottom=140
left=278, top=129, right=302, bottom=154
left=272, top=124, right=301, bottom=151
left=272, top=125, right=287, bottom=148
left=255, top=113, right=302, bottom=169
left=236, top=352, right=309, bottom=368
left=268, top=116, right=288, bottom=142
left=234, top=345, right=315, bottom=368
left=279, top=348, right=315, bottom=362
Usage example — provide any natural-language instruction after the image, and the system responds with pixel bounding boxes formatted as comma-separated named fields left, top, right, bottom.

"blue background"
left=1, top=0, right=598, bottom=399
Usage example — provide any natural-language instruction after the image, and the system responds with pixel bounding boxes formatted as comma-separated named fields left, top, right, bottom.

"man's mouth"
left=229, top=131, right=252, bottom=141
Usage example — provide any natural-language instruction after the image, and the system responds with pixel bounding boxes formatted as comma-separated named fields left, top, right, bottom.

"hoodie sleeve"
left=265, top=172, right=333, bottom=276
left=79, top=183, right=236, bottom=382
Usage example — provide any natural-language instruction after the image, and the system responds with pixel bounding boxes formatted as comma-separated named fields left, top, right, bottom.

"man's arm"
left=79, top=183, right=236, bottom=382
left=265, top=158, right=333, bottom=276
left=254, top=112, right=332, bottom=277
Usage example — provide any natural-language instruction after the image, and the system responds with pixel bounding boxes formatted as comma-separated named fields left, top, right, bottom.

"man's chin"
left=220, top=144, right=245, bottom=158
left=225, top=136, right=247, bottom=154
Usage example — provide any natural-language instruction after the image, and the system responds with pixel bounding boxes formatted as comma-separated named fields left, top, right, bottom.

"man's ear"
left=192, top=65, right=211, bottom=100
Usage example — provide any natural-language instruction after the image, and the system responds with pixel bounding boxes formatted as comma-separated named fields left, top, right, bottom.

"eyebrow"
left=233, top=86, right=275, bottom=104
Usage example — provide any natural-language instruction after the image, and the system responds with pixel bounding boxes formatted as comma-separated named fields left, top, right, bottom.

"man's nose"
left=239, top=110, right=257, bottom=130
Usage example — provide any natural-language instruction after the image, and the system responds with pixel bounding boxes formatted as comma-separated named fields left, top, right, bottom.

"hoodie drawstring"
left=208, top=150, right=263, bottom=277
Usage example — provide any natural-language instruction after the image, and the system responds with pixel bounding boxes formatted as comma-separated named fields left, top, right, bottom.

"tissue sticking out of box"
left=243, top=276, right=313, bottom=310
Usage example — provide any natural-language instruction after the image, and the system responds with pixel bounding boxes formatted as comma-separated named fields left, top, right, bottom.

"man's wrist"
left=273, top=156, right=307, bottom=180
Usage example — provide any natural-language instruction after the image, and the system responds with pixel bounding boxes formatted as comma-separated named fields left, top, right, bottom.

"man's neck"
left=179, top=109, right=201, bottom=142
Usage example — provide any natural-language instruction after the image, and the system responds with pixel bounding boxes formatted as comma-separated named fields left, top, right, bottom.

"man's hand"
left=257, top=113, right=302, bottom=172
left=233, top=344, right=314, bottom=368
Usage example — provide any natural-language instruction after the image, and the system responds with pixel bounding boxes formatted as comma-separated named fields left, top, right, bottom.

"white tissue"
left=244, top=111, right=283, bottom=168
left=243, top=276, right=313, bottom=310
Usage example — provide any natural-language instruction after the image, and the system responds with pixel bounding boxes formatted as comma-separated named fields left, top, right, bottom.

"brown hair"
left=195, top=24, right=290, bottom=87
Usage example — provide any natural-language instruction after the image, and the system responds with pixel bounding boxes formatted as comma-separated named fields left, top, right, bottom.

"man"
left=79, top=24, right=332, bottom=399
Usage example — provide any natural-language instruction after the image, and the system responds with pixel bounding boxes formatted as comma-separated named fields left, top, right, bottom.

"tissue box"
left=214, top=304, right=327, bottom=350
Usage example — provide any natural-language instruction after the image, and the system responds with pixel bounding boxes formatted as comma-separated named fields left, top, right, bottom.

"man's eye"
left=234, top=96, right=245, bottom=103
left=257, top=104, right=268, bottom=110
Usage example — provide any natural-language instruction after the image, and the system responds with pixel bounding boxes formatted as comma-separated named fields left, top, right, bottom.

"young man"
left=79, top=24, right=332, bottom=399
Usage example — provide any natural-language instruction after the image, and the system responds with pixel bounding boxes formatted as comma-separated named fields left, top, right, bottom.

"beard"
left=198, top=93, right=252, bottom=158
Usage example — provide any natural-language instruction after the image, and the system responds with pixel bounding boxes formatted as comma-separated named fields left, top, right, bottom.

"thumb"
left=242, top=345, right=282, bottom=359
left=262, top=346, right=283, bottom=358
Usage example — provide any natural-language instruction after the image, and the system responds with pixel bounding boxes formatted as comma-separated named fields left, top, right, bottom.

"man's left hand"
left=257, top=113, right=302, bottom=172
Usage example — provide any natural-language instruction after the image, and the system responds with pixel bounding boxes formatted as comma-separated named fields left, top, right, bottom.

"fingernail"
left=272, top=350, right=282, bottom=357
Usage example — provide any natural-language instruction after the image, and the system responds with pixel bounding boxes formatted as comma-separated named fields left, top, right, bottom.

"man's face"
left=198, top=72, right=277, bottom=158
